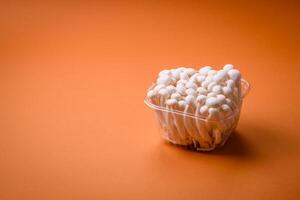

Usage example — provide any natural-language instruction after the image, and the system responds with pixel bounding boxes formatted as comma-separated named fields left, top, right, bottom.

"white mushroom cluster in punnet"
left=146, top=64, right=247, bottom=151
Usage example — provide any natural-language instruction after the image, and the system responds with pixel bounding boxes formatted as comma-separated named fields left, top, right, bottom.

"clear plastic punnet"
left=144, top=79, right=250, bottom=151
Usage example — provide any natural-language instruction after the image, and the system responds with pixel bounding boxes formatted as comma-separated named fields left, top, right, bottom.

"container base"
left=162, top=130, right=232, bottom=152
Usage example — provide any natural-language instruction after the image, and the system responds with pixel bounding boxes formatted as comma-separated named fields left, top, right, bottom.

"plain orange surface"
left=0, top=1, right=300, bottom=199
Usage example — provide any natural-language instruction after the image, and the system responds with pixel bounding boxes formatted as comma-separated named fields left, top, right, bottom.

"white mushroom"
left=222, top=86, right=232, bottom=96
left=171, top=69, right=181, bottom=80
left=223, top=64, right=234, bottom=71
left=166, top=85, right=176, bottom=94
left=176, top=85, right=186, bottom=96
left=216, top=94, right=226, bottom=104
left=212, top=85, right=222, bottom=94
left=171, top=93, right=181, bottom=100
left=199, top=66, right=212, bottom=75
left=226, top=79, right=235, bottom=88
left=207, top=82, right=217, bottom=91
left=147, top=65, right=243, bottom=150
left=208, top=70, right=217, bottom=76
left=207, top=92, right=217, bottom=98
left=196, top=95, right=207, bottom=105
left=228, top=69, right=241, bottom=101
left=158, top=88, right=170, bottom=105
left=185, top=82, right=198, bottom=90
left=189, top=73, right=198, bottom=83
left=147, top=90, right=158, bottom=105
left=205, top=76, right=214, bottom=83
left=186, top=68, right=196, bottom=76
left=197, top=87, right=208, bottom=95
left=195, top=96, right=212, bottom=148
left=178, top=100, right=187, bottom=108
left=185, top=95, right=196, bottom=107
left=180, top=71, right=189, bottom=80
left=157, top=75, right=172, bottom=85
left=147, top=90, right=156, bottom=98
left=174, top=100, right=191, bottom=144
left=221, top=104, right=232, bottom=113
left=186, top=88, right=197, bottom=96
left=225, top=98, right=234, bottom=109
left=228, top=69, right=241, bottom=82
left=208, top=107, right=219, bottom=119
left=206, top=97, right=220, bottom=107
left=154, top=84, right=165, bottom=92
left=213, top=70, right=227, bottom=83
left=196, top=75, right=206, bottom=83
left=201, top=80, right=210, bottom=88
left=212, top=128, right=222, bottom=146
left=165, top=99, right=182, bottom=143
left=183, top=96, right=199, bottom=148
left=177, top=79, right=188, bottom=85
left=159, top=69, right=171, bottom=77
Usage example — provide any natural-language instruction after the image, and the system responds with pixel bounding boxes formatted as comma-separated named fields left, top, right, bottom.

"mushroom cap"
left=222, top=86, right=232, bottom=96
left=180, top=71, right=189, bottom=80
left=207, top=82, right=217, bottom=91
left=212, top=85, right=222, bottom=94
left=178, top=100, right=187, bottom=108
left=216, top=94, right=226, bottom=103
left=171, top=93, right=181, bottom=100
left=208, top=70, right=217, bottom=76
left=185, top=82, right=197, bottom=90
left=197, top=87, right=208, bottom=95
left=221, top=104, right=231, bottom=112
left=186, top=88, right=197, bottom=96
left=176, top=85, right=186, bottom=95
left=228, top=69, right=241, bottom=81
left=157, top=76, right=171, bottom=85
left=200, top=105, right=209, bottom=114
left=147, top=90, right=156, bottom=98
left=185, top=95, right=196, bottom=105
left=223, top=64, right=234, bottom=71
left=166, top=98, right=178, bottom=106
left=226, top=79, right=235, bottom=88
left=159, top=69, right=171, bottom=77
left=196, top=95, right=207, bottom=104
left=208, top=107, right=219, bottom=116
left=166, top=85, right=176, bottom=93
left=153, top=84, right=165, bottom=92
left=158, top=88, right=169, bottom=96
left=213, top=70, right=228, bottom=83
left=206, top=97, right=221, bottom=107
left=196, top=75, right=206, bottom=83
left=199, top=66, right=212, bottom=75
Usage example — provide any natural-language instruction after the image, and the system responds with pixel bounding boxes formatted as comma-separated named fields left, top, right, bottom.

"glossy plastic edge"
left=144, top=79, right=250, bottom=122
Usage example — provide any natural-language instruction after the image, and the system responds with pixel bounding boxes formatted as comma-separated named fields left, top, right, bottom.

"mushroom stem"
left=195, top=103, right=212, bottom=148
left=183, top=105, right=200, bottom=148
left=165, top=105, right=180, bottom=143
left=169, top=104, right=191, bottom=145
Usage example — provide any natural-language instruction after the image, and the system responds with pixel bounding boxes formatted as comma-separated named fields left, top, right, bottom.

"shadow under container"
left=144, top=79, right=250, bottom=151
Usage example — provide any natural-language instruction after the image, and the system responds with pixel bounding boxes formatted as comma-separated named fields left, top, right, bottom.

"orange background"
left=0, top=1, right=300, bottom=199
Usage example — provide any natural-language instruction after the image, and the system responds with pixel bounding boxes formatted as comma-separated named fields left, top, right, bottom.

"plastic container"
left=144, top=79, right=250, bottom=151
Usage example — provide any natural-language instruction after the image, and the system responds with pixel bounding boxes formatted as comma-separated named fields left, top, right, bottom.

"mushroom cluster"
left=146, top=64, right=243, bottom=150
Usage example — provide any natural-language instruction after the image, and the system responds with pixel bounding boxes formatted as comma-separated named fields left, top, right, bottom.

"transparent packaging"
left=144, top=79, right=250, bottom=151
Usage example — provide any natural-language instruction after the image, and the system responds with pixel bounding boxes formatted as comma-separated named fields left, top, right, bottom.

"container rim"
left=144, top=79, right=250, bottom=121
